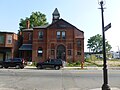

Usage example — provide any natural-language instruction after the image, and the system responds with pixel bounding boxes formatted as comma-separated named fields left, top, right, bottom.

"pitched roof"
left=52, top=8, right=60, bottom=15
left=48, top=18, right=83, bottom=32
left=33, top=18, right=83, bottom=33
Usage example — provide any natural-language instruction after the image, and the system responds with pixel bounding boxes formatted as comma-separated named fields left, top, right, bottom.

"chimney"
left=26, top=20, right=30, bottom=29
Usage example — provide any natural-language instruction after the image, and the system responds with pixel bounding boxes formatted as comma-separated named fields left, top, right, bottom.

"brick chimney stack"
left=26, top=20, right=30, bottom=29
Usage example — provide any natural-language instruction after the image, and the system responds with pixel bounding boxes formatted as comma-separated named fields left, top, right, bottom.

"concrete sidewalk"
left=64, top=66, right=120, bottom=70
left=25, top=66, right=120, bottom=70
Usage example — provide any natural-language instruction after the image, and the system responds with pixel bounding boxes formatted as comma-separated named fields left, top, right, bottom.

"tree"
left=19, top=12, right=48, bottom=30
left=87, top=34, right=112, bottom=53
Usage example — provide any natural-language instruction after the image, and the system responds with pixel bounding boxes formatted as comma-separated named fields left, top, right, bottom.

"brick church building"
left=19, top=8, right=84, bottom=63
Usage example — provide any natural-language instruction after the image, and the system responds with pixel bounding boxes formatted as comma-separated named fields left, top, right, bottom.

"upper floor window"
left=0, top=35, right=4, bottom=44
left=57, top=31, right=66, bottom=40
left=62, top=31, right=66, bottom=39
left=77, top=40, right=81, bottom=47
left=38, top=31, right=43, bottom=40
left=57, top=31, right=60, bottom=39
left=29, top=33, right=32, bottom=40
left=7, top=35, right=12, bottom=44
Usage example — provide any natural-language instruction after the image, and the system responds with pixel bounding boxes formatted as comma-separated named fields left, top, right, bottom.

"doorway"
left=57, top=45, right=66, bottom=61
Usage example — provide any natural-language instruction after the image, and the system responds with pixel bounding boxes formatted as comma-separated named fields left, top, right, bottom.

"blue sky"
left=0, top=0, right=120, bottom=51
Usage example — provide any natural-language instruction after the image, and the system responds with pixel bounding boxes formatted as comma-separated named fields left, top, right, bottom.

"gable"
left=48, top=19, right=76, bottom=29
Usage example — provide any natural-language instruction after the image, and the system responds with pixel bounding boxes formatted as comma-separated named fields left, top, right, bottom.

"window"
left=62, top=31, right=66, bottom=39
left=77, top=40, right=81, bottom=48
left=38, top=31, right=43, bottom=40
left=29, top=33, right=32, bottom=40
left=57, top=31, right=66, bottom=40
left=0, top=35, right=4, bottom=44
left=51, top=50, right=54, bottom=55
left=38, top=48, right=43, bottom=57
left=7, top=35, right=12, bottom=44
left=68, top=50, right=71, bottom=55
left=77, top=51, right=81, bottom=55
left=57, top=31, right=60, bottom=39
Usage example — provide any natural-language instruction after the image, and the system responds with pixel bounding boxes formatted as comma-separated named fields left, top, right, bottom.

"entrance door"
left=57, top=45, right=66, bottom=61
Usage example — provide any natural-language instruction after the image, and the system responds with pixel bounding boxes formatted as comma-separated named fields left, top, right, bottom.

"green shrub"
left=66, top=61, right=81, bottom=67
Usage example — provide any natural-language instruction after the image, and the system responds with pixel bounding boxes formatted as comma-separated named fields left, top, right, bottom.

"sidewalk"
left=25, top=66, right=120, bottom=70
left=64, top=66, right=120, bottom=70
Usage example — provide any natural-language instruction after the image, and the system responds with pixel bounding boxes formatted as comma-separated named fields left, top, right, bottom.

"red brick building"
left=0, top=32, right=18, bottom=61
left=19, top=20, right=33, bottom=61
left=19, top=8, right=84, bottom=63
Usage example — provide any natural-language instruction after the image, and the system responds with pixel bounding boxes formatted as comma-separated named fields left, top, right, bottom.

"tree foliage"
left=19, top=12, right=48, bottom=30
left=87, top=34, right=112, bottom=53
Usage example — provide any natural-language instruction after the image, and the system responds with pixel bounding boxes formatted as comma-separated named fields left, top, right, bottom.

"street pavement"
left=0, top=66, right=120, bottom=90
left=0, top=88, right=119, bottom=90
left=25, top=66, right=120, bottom=90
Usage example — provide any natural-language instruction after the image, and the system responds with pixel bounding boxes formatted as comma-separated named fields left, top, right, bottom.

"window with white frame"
left=7, top=35, right=12, bottom=44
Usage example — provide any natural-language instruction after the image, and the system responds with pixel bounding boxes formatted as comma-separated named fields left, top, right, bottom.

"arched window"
left=38, top=48, right=43, bottom=57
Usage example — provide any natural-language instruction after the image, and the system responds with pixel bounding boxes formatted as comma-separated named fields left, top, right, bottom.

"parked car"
left=36, top=59, right=63, bottom=70
left=0, top=58, right=25, bottom=69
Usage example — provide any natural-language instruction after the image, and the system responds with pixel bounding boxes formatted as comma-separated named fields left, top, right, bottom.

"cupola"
left=52, top=8, right=60, bottom=23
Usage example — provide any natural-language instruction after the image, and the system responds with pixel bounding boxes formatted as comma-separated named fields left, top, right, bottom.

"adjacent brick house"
left=19, top=20, right=33, bottom=61
left=19, top=8, right=84, bottom=63
left=0, top=32, right=18, bottom=61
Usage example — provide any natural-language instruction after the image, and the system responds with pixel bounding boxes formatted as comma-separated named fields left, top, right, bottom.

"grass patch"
left=85, top=58, right=120, bottom=67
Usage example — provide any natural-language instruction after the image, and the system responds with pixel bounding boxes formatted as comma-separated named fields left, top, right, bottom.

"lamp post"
left=98, top=0, right=111, bottom=90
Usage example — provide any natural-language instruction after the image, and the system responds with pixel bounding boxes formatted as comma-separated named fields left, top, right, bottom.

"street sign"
left=104, top=23, right=111, bottom=31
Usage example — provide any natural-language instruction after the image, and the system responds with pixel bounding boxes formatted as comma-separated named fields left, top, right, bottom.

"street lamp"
left=98, top=0, right=111, bottom=90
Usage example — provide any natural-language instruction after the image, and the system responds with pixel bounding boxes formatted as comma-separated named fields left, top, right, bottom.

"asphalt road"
left=0, top=68, right=120, bottom=90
